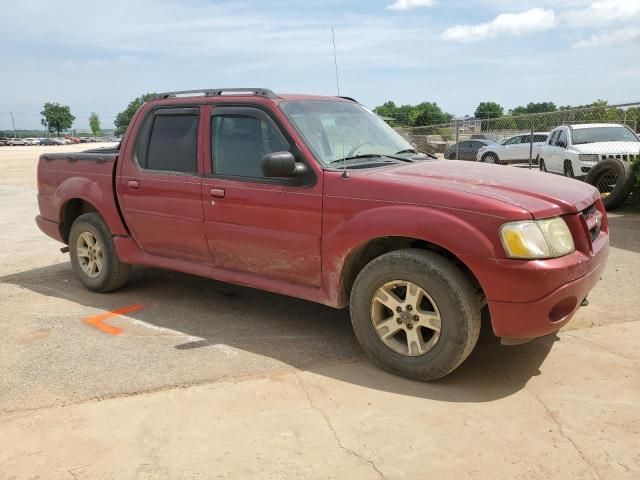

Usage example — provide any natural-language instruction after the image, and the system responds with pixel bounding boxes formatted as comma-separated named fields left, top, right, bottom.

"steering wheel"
left=346, top=141, right=374, bottom=158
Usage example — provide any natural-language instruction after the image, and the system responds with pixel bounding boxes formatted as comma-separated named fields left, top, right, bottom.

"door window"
left=146, top=113, right=199, bottom=173
left=212, top=111, right=290, bottom=178
left=548, top=130, right=559, bottom=145
left=556, top=130, right=568, bottom=147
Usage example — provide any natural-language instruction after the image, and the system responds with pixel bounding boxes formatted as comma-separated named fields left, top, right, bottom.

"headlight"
left=579, top=154, right=599, bottom=162
left=500, top=217, right=575, bottom=259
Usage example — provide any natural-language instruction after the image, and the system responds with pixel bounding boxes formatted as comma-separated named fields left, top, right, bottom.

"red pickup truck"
left=36, top=88, right=609, bottom=380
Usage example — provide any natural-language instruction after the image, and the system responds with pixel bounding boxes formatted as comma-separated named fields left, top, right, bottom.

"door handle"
left=209, top=188, right=225, bottom=198
left=127, top=180, right=140, bottom=189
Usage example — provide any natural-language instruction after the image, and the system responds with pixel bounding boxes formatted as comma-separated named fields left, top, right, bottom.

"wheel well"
left=61, top=199, right=98, bottom=243
left=341, top=236, right=483, bottom=303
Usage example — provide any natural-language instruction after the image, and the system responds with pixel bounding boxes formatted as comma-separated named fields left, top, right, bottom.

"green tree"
left=510, top=102, right=557, bottom=116
left=373, top=101, right=417, bottom=125
left=474, top=102, right=504, bottom=119
left=114, top=93, right=155, bottom=135
left=409, top=102, right=453, bottom=126
left=40, top=102, right=75, bottom=136
left=89, top=112, right=101, bottom=137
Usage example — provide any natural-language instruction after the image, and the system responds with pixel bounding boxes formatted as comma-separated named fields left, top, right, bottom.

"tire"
left=563, top=161, right=575, bottom=178
left=349, top=249, right=481, bottom=381
left=482, top=152, right=499, bottom=164
left=538, top=157, right=547, bottom=172
left=585, top=158, right=635, bottom=210
left=69, top=213, right=130, bottom=292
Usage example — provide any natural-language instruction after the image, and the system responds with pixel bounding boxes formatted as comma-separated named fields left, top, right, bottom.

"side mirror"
left=262, top=151, right=307, bottom=178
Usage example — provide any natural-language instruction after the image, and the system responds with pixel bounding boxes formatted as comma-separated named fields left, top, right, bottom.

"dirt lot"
left=1, top=144, right=639, bottom=479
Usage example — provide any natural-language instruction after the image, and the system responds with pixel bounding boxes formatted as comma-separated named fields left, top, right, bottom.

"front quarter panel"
left=321, top=172, right=509, bottom=277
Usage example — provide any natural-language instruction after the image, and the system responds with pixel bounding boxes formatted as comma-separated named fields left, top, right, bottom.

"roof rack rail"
left=152, top=88, right=278, bottom=100
left=337, top=96, right=358, bottom=103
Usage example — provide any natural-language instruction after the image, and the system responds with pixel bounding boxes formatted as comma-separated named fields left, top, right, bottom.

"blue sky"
left=1, top=0, right=638, bottom=130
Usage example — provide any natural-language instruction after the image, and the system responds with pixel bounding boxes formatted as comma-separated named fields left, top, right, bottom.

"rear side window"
left=533, top=134, right=548, bottom=143
left=146, top=113, right=199, bottom=173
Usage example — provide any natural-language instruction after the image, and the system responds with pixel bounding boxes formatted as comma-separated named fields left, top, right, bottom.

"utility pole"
left=9, top=112, right=16, bottom=137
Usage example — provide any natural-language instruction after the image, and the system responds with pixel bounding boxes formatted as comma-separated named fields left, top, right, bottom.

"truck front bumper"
left=461, top=233, right=609, bottom=340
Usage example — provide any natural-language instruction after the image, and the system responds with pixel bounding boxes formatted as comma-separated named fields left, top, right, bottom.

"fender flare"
left=54, top=176, right=128, bottom=237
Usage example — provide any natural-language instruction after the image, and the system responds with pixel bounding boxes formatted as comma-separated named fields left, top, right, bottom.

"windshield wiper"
left=329, top=154, right=384, bottom=164
left=394, top=148, right=418, bottom=155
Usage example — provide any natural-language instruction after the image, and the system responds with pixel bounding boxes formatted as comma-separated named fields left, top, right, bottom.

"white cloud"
left=562, top=0, right=640, bottom=27
left=441, top=8, right=555, bottom=42
left=574, top=27, right=640, bottom=47
left=387, top=0, right=435, bottom=11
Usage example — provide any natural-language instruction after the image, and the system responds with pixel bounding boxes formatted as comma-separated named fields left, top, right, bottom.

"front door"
left=117, top=107, right=210, bottom=262
left=201, top=105, right=323, bottom=287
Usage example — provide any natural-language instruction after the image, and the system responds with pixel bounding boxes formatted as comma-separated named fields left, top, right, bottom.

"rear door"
left=117, top=106, right=210, bottom=262
left=201, top=105, right=323, bottom=287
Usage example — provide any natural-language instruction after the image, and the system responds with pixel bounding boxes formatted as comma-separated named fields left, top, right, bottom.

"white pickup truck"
left=538, top=123, right=640, bottom=178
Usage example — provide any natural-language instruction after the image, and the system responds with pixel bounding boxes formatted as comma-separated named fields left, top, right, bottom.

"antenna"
left=331, top=27, right=341, bottom=96
left=332, top=27, right=349, bottom=178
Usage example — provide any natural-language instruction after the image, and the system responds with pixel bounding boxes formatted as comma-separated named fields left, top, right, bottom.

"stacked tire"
left=585, top=158, right=635, bottom=210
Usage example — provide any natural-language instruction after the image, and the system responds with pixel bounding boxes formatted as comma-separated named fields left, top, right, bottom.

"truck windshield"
left=572, top=126, right=639, bottom=145
left=279, top=100, right=414, bottom=167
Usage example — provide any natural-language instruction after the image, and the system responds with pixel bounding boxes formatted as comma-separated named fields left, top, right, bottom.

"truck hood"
left=370, top=160, right=599, bottom=218
left=571, top=141, right=640, bottom=155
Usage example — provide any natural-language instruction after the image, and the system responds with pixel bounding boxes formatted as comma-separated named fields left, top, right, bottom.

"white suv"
left=538, top=123, right=640, bottom=178
left=476, top=132, right=549, bottom=164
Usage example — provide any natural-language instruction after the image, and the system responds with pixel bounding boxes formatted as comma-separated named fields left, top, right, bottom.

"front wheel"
left=350, top=249, right=481, bottom=381
left=539, top=158, right=547, bottom=172
left=69, top=213, right=130, bottom=292
left=563, top=161, right=575, bottom=178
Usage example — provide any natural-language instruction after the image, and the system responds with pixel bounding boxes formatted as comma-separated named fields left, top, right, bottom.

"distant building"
left=454, top=116, right=482, bottom=133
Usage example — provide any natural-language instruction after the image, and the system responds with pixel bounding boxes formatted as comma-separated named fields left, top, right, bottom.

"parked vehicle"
left=36, top=88, right=609, bottom=381
left=444, top=139, right=496, bottom=160
left=0, top=138, right=8, bottom=146
left=538, top=123, right=640, bottom=178
left=477, top=132, right=549, bottom=164
left=23, top=138, right=40, bottom=145
left=7, top=138, right=28, bottom=146
left=40, top=138, right=65, bottom=146
left=64, top=136, right=82, bottom=144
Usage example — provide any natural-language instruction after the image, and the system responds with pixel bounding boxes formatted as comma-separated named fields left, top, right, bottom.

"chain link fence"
left=394, top=102, right=640, bottom=209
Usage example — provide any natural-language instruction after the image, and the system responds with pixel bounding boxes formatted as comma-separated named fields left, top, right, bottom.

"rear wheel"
left=69, top=213, right=130, bottom=292
left=482, top=153, right=499, bottom=164
left=350, top=249, right=481, bottom=381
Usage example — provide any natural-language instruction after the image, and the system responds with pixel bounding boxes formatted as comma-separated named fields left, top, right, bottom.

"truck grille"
left=582, top=204, right=600, bottom=242
left=600, top=154, right=633, bottom=161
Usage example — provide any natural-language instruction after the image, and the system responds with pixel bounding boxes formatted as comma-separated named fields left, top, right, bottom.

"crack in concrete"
left=505, top=373, right=603, bottom=480
left=294, top=373, right=384, bottom=479
left=67, top=464, right=89, bottom=479
left=564, top=333, right=639, bottom=365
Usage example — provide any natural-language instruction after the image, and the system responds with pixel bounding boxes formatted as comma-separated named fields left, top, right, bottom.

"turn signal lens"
left=500, top=217, right=575, bottom=259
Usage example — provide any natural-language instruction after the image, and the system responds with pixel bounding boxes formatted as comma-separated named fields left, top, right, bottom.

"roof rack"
left=152, top=88, right=278, bottom=100
left=337, top=96, right=358, bottom=103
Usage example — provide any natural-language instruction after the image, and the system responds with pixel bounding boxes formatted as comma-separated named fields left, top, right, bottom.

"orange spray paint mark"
left=83, top=304, right=144, bottom=335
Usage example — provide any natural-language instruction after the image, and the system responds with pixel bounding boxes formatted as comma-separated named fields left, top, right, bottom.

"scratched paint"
left=83, top=304, right=144, bottom=335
